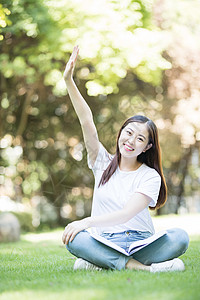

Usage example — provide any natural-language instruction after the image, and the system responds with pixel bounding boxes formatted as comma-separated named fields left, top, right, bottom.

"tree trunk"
left=16, top=87, right=34, bottom=137
left=174, top=147, right=192, bottom=214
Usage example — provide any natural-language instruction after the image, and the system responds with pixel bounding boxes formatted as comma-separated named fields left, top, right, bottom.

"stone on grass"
left=0, top=213, right=20, bottom=242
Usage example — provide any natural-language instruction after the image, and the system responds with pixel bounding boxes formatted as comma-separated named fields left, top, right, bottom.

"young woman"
left=62, top=45, right=189, bottom=272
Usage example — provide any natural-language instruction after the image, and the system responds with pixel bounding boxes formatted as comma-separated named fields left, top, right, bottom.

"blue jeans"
left=66, top=228, right=189, bottom=270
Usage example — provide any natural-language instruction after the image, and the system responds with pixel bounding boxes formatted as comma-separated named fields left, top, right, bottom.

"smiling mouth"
left=124, top=144, right=134, bottom=151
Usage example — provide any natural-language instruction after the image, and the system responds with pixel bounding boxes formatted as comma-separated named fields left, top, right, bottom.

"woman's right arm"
left=64, top=46, right=100, bottom=166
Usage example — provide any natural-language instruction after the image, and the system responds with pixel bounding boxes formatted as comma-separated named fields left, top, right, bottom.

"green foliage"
left=1, top=0, right=169, bottom=93
left=0, top=3, right=11, bottom=41
left=0, top=0, right=168, bottom=226
left=0, top=0, right=200, bottom=225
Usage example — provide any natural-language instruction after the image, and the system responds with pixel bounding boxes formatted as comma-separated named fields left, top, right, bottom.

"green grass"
left=0, top=230, right=200, bottom=300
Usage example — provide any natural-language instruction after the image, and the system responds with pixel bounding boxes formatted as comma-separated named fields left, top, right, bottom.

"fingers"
left=71, top=45, right=79, bottom=63
left=62, top=230, right=70, bottom=245
left=74, top=45, right=79, bottom=61
left=62, top=218, right=86, bottom=245
left=63, top=46, right=79, bottom=81
left=69, top=46, right=76, bottom=61
left=62, top=228, right=78, bottom=245
left=69, top=229, right=78, bottom=243
left=62, top=224, right=75, bottom=245
left=62, top=226, right=68, bottom=244
left=62, top=225, right=70, bottom=244
left=64, top=232, right=71, bottom=245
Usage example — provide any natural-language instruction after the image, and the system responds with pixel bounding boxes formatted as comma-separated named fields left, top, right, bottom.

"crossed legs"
left=66, top=228, right=189, bottom=271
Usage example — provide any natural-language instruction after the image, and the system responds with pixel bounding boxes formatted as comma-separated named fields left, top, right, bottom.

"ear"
left=143, top=143, right=152, bottom=153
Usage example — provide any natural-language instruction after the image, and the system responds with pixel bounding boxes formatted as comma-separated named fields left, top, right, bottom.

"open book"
left=90, top=230, right=167, bottom=256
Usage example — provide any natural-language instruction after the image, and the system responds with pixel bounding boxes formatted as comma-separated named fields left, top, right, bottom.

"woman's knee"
left=66, top=230, right=88, bottom=256
left=167, top=228, right=189, bottom=253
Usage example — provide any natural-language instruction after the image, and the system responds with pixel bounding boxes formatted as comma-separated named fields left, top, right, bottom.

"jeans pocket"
left=101, top=232, right=115, bottom=239
left=126, top=231, right=152, bottom=243
left=136, top=231, right=152, bottom=239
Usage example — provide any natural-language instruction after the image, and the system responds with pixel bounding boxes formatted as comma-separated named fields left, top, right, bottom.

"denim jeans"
left=66, top=228, right=189, bottom=270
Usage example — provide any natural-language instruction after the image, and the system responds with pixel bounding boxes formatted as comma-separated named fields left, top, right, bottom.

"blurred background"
left=0, top=0, right=200, bottom=233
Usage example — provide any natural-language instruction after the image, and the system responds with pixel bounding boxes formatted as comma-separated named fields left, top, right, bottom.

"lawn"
left=0, top=229, right=199, bottom=300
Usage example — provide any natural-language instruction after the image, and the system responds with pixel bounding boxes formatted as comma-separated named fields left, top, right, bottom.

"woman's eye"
left=138, top=137, right=144, bottom=142
left=126, top=130, right=132, bottom=135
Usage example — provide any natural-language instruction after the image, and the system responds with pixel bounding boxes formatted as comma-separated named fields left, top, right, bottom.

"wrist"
left=85, top=216, right=93, bottom=228
left=64, top=77, right=74, bottom=86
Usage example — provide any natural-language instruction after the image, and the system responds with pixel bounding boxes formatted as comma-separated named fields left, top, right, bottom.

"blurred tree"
left=0, top=0, right=169, bottom=226
left=153, top=0, right=200, bottom=214
left=0, top=3, right=11, bottom=42
left=0, top=0, right=200, bottom=227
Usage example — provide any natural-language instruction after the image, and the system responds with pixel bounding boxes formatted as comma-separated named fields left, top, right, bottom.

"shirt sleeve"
left=87, top=143, right=112, bottom=175
left=134, top=171, right=161, bottom=207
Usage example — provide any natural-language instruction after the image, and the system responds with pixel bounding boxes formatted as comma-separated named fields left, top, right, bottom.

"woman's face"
left=118, top=122, right=151, bottom=158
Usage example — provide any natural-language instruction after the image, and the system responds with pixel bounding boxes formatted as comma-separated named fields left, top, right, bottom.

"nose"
left=128, top=135, right=136, bottom=145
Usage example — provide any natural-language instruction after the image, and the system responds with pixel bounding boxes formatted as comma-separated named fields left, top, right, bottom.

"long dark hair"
left=98, top=115, right=167, bottom=210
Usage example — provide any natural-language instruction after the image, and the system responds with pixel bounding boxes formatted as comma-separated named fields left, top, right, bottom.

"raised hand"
left=63, top=45, right=79, bottom=83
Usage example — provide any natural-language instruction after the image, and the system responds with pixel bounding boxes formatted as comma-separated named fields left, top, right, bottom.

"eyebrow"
left=126, top=127, right=147, bottom=140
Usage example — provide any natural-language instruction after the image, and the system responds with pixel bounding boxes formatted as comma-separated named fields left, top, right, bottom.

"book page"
left=90, top=232, right=130, bottom=256
left=128, top=230, right=167, bottom=251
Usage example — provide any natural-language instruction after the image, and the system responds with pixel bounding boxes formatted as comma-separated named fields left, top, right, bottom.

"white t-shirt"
left=88, top=143, right=161, bottom=235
